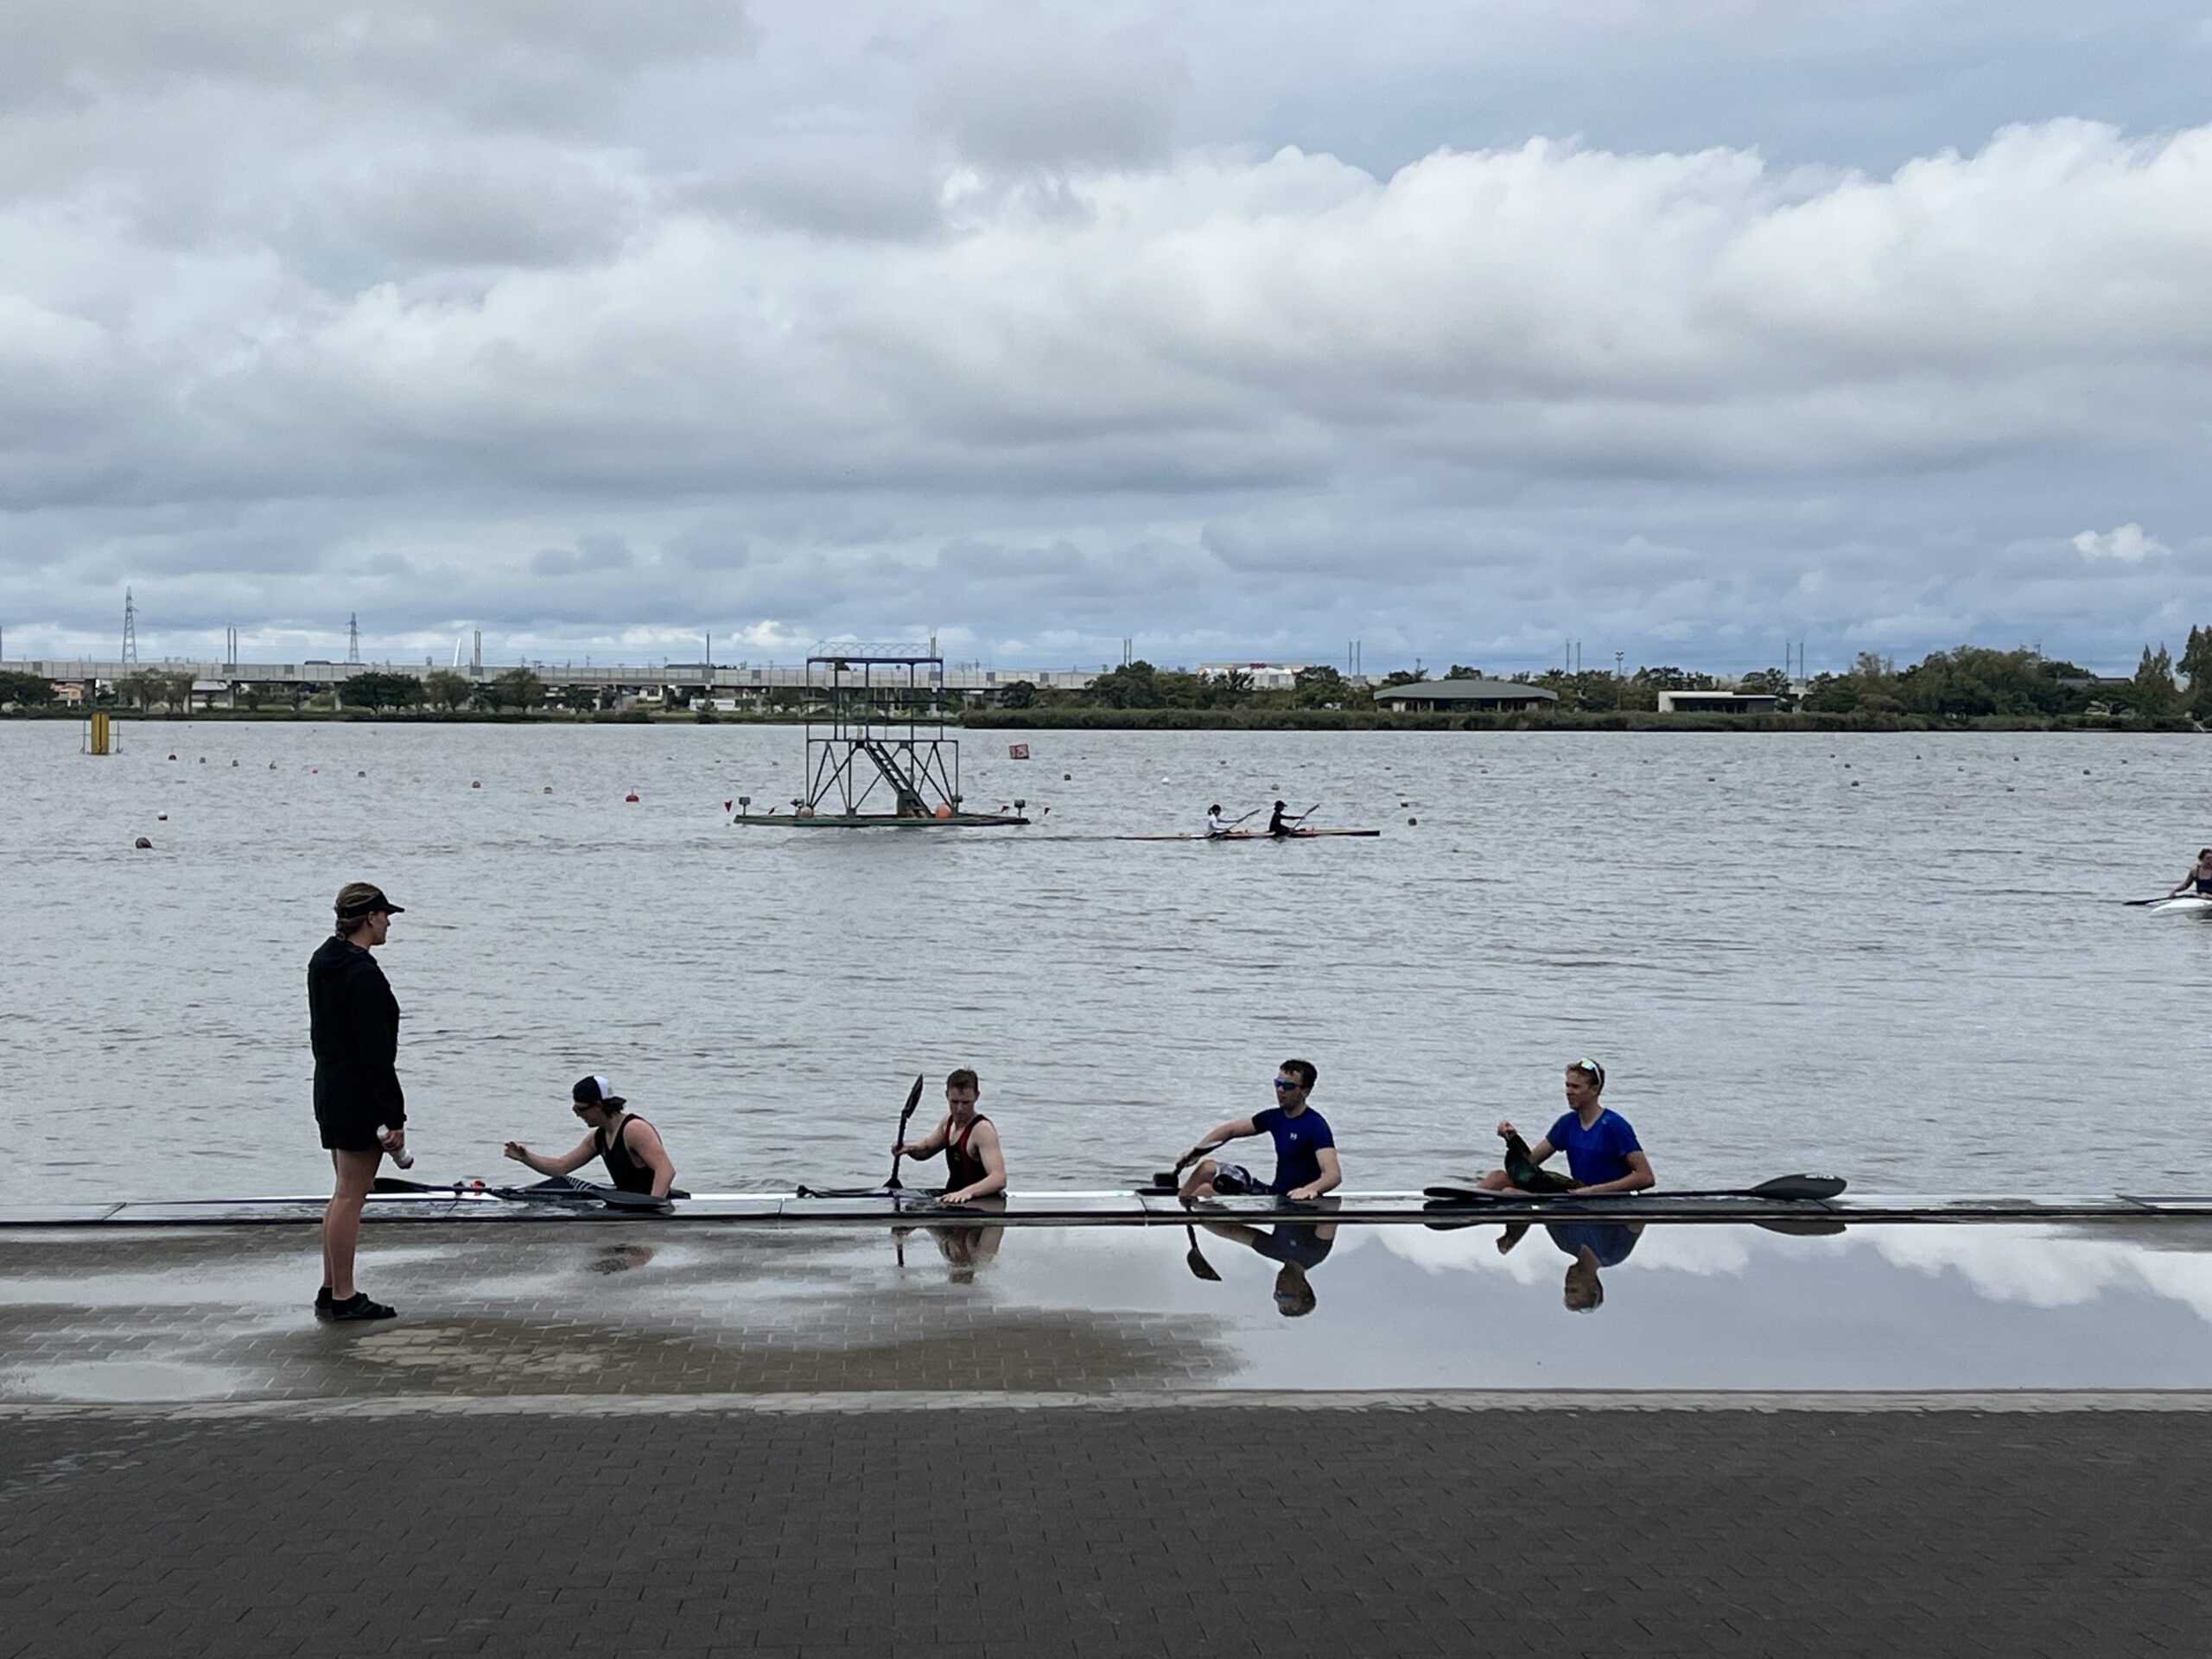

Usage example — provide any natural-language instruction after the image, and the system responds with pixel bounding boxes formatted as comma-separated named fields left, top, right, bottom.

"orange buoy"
left=935, top=804, right=953, bottom=818
left=625, top=791, right=640, bottom=803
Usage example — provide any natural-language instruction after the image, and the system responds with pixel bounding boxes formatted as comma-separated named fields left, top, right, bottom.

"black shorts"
left=316, top=1111, right=385, bottom=1154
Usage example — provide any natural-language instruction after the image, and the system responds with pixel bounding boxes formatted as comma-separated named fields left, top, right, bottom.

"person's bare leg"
left=1179, top=1159, right=1222, bottom=1202
left=323, top=1148, right=379, bottom=1300
left=1476, top=1169, right=1520, bottom=1192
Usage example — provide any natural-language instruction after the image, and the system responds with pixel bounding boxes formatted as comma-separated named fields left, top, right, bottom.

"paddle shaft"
left=885, top=1075, right=927, bottom=1191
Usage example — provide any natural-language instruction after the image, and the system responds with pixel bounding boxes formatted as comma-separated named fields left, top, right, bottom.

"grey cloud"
left=917, top=53, right=1185, bottom=174
left=3, top=0, right=753, bottom=130
left=687, top=162, right=944, bottom=242
left=531, top=532, right=635, bottom=576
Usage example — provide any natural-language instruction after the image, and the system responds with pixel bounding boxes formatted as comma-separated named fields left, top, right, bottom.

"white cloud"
left=2072, top=523, right=2171, bottom=563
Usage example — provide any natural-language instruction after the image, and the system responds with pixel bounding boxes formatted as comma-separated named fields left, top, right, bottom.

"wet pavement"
left=12, top=1216, right=2212, bottom=1402
left=10, top=1218, right=2212, bottom=1656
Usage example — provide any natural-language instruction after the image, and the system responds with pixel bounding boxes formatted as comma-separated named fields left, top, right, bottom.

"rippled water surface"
left=3, top=721, right=2206, bottom=1202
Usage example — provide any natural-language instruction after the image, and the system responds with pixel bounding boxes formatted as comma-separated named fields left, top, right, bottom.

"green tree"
left=2179, top=626, right=2212, bottom=717
left=0, top=670, right=57, bottom=709
left=339, top=671, right=423, bottom=711
left=1293, top=664, right=1347, bottom=708
left=1212, top=668, right=1252, bottom=706
left=1378, top=668, right=1429, bottom=688
left=2133, top=645, right=2177, bottom=717
left=423, top=670, right=472, bottom=713
left=1443, top=664, right=1484, bottom=680
left=560, top=683, right=600, bottom=714
left=494, top=667, right=546, bottom=712
left=1738, top=668, right=1791, bottom=698
left=1088, top=661, right=1165, bottom=709
left=116, top=670, right=164, bottom=710
left=999, top=679, right=1038, bottom=709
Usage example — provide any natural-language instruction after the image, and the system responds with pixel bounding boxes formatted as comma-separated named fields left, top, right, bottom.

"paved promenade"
left=6, top=1402, right=2211, bottom=1657
left=8, top=1218, right=2212, bottom=1655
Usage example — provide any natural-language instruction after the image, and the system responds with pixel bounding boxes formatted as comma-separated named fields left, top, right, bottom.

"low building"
left=1370, top=679, right=1559, bottom=712
left=1197, top=661, right=1317, bottom=691
left=1656, top=690, right=1780, bottom=714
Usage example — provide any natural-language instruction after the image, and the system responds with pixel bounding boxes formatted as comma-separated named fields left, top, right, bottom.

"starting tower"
left=730, top=646, right=1027, bottom=828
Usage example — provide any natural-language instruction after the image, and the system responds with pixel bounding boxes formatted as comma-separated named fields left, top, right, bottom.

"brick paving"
left=4, top=1404, right=2209, bottom=1658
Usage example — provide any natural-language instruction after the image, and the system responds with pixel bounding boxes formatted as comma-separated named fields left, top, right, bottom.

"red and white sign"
left=1007, top=743, right=1031, bottom=760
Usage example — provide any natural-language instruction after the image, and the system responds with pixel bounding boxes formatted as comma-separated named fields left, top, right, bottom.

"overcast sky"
left=3, top=0, right=2209, bottom=675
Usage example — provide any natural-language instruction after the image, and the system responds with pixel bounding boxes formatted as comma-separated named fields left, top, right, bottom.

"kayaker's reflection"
left=1495, top=1218, right=1643, bottom=1313
left=894, top=1196, right=1007, bottom=1283
left=1187, top=1204, right=1340, bottom=1317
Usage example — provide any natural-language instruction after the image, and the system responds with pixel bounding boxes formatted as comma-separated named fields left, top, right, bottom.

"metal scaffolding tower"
left=121, top=589, right=138, bottom=666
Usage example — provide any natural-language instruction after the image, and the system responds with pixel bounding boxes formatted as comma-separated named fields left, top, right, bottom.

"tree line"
left=993, top=634, right=2212, bottom=722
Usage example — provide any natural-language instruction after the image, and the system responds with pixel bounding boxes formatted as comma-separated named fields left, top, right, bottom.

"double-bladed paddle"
left=1423, top=1173, right=1847, bottom=1203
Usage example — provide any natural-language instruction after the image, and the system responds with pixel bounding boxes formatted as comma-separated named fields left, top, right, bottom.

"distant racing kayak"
left=1114, top=829, right=1382, bottom=842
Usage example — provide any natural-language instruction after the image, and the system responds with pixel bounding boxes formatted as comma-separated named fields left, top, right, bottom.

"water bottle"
left=376, top=1124, right=414, bottom=1170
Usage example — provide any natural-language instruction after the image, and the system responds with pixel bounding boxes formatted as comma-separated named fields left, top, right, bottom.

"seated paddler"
left=503, top=1074, right=681, bottom=1199
left=892, top=1068, right=1007, bottom=1203
left=1174, top=1058, right=1341, bottom=1202
left=1475, top=1058, right=1653, bottom=1196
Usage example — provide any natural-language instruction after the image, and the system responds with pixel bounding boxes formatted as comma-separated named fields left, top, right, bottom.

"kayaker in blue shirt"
left=1173, top=1058, right=1342, bottom=1201
left=1475, top=1058, right=1655, bottom=1195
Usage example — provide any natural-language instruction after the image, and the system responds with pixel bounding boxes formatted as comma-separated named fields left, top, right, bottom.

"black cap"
left=573, top=1074, right=627, bottom=1110
left=334, top=882, right=404, bottom=920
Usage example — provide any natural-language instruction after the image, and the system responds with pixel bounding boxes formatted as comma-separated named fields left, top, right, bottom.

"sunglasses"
left=1273, top=1077, right=1300, bottom=1090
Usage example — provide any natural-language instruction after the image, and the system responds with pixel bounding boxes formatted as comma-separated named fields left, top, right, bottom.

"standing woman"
left=308, top=881, right=408, bottom=1321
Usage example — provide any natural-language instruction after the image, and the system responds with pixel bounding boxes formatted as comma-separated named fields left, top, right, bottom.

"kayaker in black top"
left=504, top=1075, right=679, bottom=1198
left=893, top=1068, right=1007, bottom=1203
left=308, top=881, right=408, bottom=1322
left=1267, top=800, right=1294, bottom=837
left=2165, top=849, right=2212, bottom=899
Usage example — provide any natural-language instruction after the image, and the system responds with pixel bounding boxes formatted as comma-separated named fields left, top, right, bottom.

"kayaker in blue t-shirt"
left=1173, top=1058, right=1342, bottom=1202
left=1474, top=1058, right=1655, bottom=1196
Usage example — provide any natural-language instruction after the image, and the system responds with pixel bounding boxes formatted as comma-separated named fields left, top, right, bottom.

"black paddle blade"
left=371, top=1176, right=437, bottom=1193
left=1753, top=1217, right=1848, bottom=1236
left=1746, top=1174, right=1847, bottom=1201
left=897, top=1074, right=926, bottom=1123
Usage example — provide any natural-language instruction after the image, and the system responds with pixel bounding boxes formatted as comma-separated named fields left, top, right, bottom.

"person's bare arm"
left=622, top=1119, right=677, bottom=1198
left=1176, top=1117, right=1258, bottom=1171
left=896, top=1117, right=950, bottom=1160
left=1287, top=1145, right=1341, bottom=1201
left=1573, top=1149, right=1654, bottom=1196
left=502, top=1132, right=598, bottom=1177
left=943, top=1120, right=1008, bottom=1203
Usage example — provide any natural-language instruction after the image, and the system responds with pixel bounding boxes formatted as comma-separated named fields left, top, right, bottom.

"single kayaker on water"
left=1476, top=1058, right=1655, bottom=1196
left=1267, top=800, right=1295, bottom=837
left=1174, top=1058, right=1341, bottom=1201
left=1206, top=804, right=1236, bottom=838
left=893, top=1068, right=1007, bottom=1203
left=503, top=1075, right=679, bottom=1198
left=2164, top=849, right=2212, bottom=899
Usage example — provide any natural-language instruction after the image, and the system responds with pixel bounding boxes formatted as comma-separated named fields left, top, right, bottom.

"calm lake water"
left=2, top=721, right=2205, bottom=1203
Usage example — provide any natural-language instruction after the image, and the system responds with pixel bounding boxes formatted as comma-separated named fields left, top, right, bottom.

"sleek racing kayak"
left=1114, top=829, right=1382, bottom=842
left=2146, top=895, right=2212, bottom=916
left=15, top=1177, right=2212, bottom=1229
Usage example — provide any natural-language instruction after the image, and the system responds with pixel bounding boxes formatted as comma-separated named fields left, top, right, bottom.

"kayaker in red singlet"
left=893, top=1068, right=1007, bottom=1203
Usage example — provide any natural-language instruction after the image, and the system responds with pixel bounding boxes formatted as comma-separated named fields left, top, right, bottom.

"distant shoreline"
left=3, top=706, right=2201, bottom=733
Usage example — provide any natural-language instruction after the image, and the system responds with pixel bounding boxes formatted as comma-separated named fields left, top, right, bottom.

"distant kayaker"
left=1267, top=800, right=1294, bottom=837
left=503, top=1075, right=679, bottom=1199
left=1174, top=1059, right=1341, bottom=1201
left=893, top=1068, right=1007, bottom=1203
left=1205, top=804, right=1236, bottom=837
left=1477, top=1059, right=1655, bottom=1196
left=2165, top=849, right=2212, bottom=899
left=308, top=881, right=409, bottom=1322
